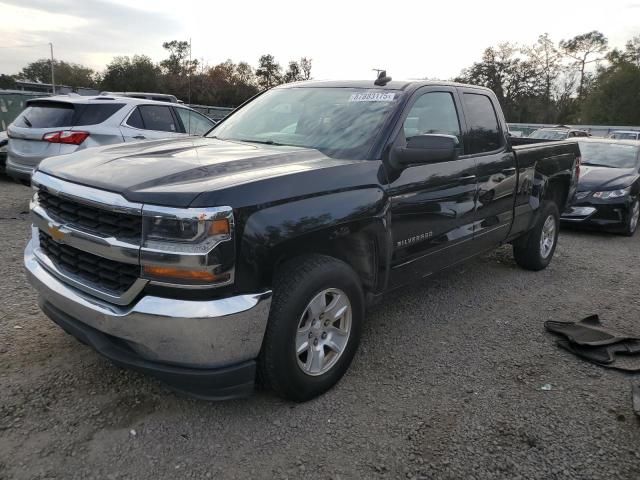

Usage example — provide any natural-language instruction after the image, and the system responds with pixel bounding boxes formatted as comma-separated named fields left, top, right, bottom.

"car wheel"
left=513, top=201, right=559, bottom=271
left=259, top=254, right=364, bottom=402
left=623, top=198, right=640, bottom=237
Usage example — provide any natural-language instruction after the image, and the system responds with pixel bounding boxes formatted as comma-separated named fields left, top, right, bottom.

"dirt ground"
left=1, top=175, right=640, bottom=479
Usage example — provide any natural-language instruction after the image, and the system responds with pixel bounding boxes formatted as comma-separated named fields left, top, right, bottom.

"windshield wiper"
left=235, top=138, right=286, bottom=146
left=22, top=116, right=32, bottom=128
left=581, top=162, right=611, bottom=167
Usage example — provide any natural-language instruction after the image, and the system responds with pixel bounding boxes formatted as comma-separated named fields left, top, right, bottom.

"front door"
left=386, top=88, right=478, bottom=288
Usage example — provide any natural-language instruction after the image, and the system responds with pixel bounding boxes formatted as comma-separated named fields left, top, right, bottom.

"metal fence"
left=508, top=123, right=640, bottom=138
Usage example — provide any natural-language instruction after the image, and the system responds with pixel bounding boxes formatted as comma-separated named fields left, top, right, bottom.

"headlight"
left=592, top=187, right=631, bottom=199
left=141, top=206, right=234, bottom=286
left=142, top=206, right=232, bottom=254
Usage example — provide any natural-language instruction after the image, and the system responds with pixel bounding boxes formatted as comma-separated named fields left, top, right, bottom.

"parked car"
left=0, top=131, right=7, bottom=174
left=6, top=95, right=216, bottom=183
left=24, top=79, right=580, bottom=401
left=562, top=139, right=640, bottom=235
left=529, top=126, right=590, bottom=140
left=607, top=130, right=640, bottom=141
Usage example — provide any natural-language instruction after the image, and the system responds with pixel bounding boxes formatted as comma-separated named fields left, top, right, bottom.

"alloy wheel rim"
left=295, top=288, right=352, bottom=376
left=540, top=215, right=556, bottom=259
left=631, top=201, right=639, bottom=232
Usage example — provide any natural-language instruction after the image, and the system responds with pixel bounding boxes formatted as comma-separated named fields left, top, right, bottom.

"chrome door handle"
left=458, top=174, right=477, bottom=183
left=502, top=167, right=516, bottom=174
left=133, top=135, right=146, bottom=140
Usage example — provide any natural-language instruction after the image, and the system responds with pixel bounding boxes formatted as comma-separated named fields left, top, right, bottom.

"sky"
left=0, top=0, right=639, bottom=81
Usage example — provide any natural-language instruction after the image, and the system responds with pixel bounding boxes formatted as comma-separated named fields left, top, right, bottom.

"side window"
left=126, top=107, right=144, bottom=129
left=138, top=105, right=177, bottom=132
left=176, top=108, right=215, bottom=136
left=463, top=93, right=502, bottom=154
left=403, top=92, right=461, bottom=146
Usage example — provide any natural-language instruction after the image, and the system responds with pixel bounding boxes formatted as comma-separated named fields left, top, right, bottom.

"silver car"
left=6, top=95, right=216, bottom=182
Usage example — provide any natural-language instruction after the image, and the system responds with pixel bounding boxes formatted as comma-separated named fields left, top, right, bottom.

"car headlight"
left=141, top=206, right=234, bottom=285
left=592, top=187, right=631, bottom=199
left=142, top=206, right=232, bottom=253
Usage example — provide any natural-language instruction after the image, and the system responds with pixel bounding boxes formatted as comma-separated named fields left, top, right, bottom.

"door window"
left=403, top=92, right=461, bottom=147
left=175, top=108, right=215, bottom=136
left=463, top=93, right=502, bottom=154
left=137, top=105, right=177, bottom=132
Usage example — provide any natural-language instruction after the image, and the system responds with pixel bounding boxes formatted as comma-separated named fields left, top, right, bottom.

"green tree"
left=455, top=43, right=543, bottom=122
left=17, top=59, right=96, bottom=88
left=0, top=74, right=16, bottom=89
left=283, top=61, right=302, bottom=83
left=560, top=31, right=608, bottom=98
left=525, top=34, right=562, bottom=122
left=581, top=60, right=640, bottom=124
left=299, top=57, right=313, bottom=81
left=101, top=55, right=161, bottom=92
left=255, top=54, right=282, bottom=89
left=160, top=40, right=197, bottom=76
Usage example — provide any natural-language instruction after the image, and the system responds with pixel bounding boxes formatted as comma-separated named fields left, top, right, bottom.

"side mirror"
left=391, top=134, right=459, bottom=167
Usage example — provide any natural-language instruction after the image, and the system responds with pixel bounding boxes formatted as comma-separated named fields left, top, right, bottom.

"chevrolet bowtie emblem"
left=47, top=224, right=65, bottom=242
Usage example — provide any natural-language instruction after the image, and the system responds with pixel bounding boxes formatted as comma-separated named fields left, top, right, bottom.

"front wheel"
left=513, top=201, right=559, bottom=271
left=259, top=255, right=364, bottom=402
left=622, top=198, right=639, bottom=237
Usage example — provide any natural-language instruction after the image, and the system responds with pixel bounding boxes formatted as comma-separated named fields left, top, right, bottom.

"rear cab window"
left=462, top=93, right=503, bottom=154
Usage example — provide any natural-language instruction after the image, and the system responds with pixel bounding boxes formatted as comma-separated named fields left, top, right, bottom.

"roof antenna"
left=373, top=69, right=392, bottom=86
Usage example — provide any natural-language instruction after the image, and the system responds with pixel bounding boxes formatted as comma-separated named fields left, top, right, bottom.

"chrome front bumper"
left=25, top=238, right=272, bottom=368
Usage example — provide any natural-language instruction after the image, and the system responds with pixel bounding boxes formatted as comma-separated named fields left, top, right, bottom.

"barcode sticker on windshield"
left=349, top=92, right=395, bottom=102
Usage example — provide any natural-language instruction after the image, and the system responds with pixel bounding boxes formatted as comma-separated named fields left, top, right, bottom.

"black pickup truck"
left=25, top=79, right=580, bottom=401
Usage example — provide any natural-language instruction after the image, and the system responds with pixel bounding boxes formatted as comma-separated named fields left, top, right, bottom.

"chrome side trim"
left=31, top=204, right=140, bottom=265
left=32, top=170, right=143, bottom=215
left=30, top=227, right=147, bottom=305
left=26, top=238, right=272, bottom=367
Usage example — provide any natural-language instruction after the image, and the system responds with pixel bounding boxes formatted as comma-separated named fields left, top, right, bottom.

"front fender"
left=236, top=188, right=390, bottom=292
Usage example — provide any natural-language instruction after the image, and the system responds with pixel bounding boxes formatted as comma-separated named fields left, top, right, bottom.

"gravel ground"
left=1, top=175, right=640, bottom=480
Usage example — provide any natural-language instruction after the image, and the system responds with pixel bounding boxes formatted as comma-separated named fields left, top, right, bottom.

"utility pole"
left=49, top=42, right=56, bottom=94
left=188, top=38, right=192, bottom=106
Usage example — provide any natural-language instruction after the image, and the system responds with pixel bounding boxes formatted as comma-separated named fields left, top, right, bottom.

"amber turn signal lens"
left=209, top=218, right=230, bottom=236
left=143, top=266, right=229, bottom=283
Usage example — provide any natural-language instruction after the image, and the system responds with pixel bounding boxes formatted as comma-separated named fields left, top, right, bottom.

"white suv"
left=6, top=95, right=216, bottom=183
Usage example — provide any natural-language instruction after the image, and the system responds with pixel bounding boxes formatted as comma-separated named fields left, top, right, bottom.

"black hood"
left=577, top=165, right=638, bottom=191
left=38, top=137, right=383, bottom=208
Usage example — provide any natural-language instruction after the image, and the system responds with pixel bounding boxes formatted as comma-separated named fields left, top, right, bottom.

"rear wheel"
left=622, top=198, right=639, bottom=237
left=513, top=201, right=559, bottom=271
left=259, top=255, right=364, bottom=402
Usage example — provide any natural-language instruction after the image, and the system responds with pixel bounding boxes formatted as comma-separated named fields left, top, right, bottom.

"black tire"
left=622, top=198, right=639, bottom=237
left=513, top=201, right=559, bottom=271
left=258, top=254, right=364, bottom=402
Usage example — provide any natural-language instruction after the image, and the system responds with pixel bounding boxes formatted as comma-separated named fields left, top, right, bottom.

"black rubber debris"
left=545, top=315, right=640, bottom=372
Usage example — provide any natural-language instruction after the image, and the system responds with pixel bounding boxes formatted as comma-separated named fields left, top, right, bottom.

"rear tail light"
left=42, top=131, right=90, bottom=145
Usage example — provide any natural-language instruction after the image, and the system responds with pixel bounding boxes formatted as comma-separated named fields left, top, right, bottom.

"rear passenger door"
left=459, top=89, right=517, bottom=249
left=120, top=105, right=187, bottom=141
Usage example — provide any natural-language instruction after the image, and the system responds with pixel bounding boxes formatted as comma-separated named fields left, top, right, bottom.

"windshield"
left=529, top=129, right=568, bottom=140
left=209, top=87, right=401, bottom=159
left=579, top=142, right=640, bottom=168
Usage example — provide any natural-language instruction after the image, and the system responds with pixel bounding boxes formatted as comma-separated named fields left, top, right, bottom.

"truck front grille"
left=38, top=190, right=142, bottom=239
left=39, top=231, right=139, bottom=295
